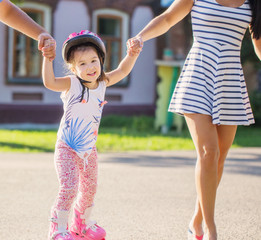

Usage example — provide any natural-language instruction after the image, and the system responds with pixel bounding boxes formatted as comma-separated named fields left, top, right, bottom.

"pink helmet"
left=62, top=30, right=106, bottom=62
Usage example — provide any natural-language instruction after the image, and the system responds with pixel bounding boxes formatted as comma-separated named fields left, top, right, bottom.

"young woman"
left=127, top=0, right=261, bottom=239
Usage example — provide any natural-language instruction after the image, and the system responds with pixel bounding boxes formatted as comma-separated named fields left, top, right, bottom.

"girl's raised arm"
left=42, top=57, right=71, bottom=92
left=105, top=55, right=139, bottom=87
left=105, top=42, right=142, bottom=87
left=42, top=40, right=70, bottom=92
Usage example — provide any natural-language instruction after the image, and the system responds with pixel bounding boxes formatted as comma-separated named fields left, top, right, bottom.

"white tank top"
left=57, top=75, right=107, bottom=167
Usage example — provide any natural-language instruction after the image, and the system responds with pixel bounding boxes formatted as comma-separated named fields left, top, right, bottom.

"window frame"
left=93, top=9, right=129, bottom=87
left=7, top=3, right=52, bottom=85
left=97, top=14, right=122, bottom=73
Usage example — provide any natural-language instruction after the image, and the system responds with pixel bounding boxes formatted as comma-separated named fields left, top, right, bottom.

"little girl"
left=42, top=30, right=142, bottom=240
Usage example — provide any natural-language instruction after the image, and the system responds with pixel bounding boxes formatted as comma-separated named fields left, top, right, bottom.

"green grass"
left=0, top=129, right=56, bottom=152
left=233, top=125, right=261, bottom=147
left=0, top=123, right=260, bottom=153
left=97, top=128, right=194, bottom=152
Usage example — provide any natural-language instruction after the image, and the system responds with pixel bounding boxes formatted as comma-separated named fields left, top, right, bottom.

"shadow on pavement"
left=0, top=141, right=53, bottom=152
left=100, top=149, right=261, bottom=176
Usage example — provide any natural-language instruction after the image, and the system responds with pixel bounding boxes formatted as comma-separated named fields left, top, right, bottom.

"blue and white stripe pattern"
left=169, top=0, right=255, bottom=125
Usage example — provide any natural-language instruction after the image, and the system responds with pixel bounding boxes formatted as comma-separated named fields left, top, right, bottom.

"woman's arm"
left=134, top=0, right=193, bottom=43
left=0, top=0, right=56, bottom=59
left=252, top=35, right=261, bottom=61
left=0, top=0, right=46, bottom=40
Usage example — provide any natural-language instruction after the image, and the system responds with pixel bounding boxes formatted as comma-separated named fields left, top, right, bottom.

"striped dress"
left=168, top=0, right=255, bottom=125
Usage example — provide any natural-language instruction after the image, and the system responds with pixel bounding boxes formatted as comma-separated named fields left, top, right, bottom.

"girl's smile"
left=87, top=71, right=96, bottom=77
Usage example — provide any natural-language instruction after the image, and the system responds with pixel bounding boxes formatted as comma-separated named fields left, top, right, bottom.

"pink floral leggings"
left=51, top=141, right=98, bottom=213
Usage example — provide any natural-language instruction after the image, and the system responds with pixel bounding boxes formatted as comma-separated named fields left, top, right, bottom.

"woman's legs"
left=216, top=124, right=237, bottom=184
left=185, top=114, right=219, bottom=239
left=185, top=114, right=237, bottom=240
left=189, top=124, right=237, bottom=237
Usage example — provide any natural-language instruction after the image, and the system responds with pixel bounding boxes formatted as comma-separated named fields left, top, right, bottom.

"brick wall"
left=27, top=0, right=60, bottom=11
left=84, top=0, right=160, bottom=15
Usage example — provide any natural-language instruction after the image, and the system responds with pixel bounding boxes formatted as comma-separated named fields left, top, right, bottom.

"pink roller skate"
left=48, top=210, right=74, bottom=240
left=70, top=205, right=106, bottom=240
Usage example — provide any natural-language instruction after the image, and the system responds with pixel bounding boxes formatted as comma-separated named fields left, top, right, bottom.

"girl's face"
left=71, top=46, right=101, bottom=87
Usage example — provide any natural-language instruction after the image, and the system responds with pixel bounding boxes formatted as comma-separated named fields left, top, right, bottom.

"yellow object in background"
left=155, top=60, right=184, bottom=134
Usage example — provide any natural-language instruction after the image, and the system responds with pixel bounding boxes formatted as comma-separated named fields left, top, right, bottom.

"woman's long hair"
left=249, top=0, right=261, bottom=39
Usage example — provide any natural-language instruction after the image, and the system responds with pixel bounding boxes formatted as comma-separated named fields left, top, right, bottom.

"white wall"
left=0, top=10, right=60, bottom=105
left=53, top=0, right=90, bottom=77
left=0, top=2, right=156, bottom=107
left=0, top=0, right=90, bottom=105
left=106, top=6, right=156, bottom=105
left=0, top=23, right=10, bottom=102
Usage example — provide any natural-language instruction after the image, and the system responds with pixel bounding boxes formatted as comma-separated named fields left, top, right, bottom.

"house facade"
left=2, top=0, right=258, bottom=125
left=0, top=0, right=170, bottom=124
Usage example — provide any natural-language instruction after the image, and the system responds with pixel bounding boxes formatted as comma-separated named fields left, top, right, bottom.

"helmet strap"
left=76, top=75, right=91, bottom=84
left=76, top=75, right=90, bottom=103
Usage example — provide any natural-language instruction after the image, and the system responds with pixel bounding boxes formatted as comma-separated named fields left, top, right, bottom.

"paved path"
left=0, top=148, right=261, bottom=240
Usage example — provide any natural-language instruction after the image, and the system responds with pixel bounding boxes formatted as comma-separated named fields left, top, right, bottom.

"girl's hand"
left=41, top=37, right=56, bottom=61
left=127, top=36, right=143, bottom=56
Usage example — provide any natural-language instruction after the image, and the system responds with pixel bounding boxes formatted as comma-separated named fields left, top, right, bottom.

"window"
left=93, top=9, right=129, bottom=86
left=98, top=16, right=122, bottom=73
left=7, top=3, right=51, bottom=84
left=13, top=10, right=42, bottom=79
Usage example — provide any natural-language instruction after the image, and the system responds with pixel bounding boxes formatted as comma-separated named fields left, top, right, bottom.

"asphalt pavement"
left=0, top=148, right=260, bottom=240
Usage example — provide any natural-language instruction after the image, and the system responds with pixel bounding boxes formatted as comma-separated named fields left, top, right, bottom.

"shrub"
left=250, top=91, right=261, bottom=126
left=101, top=115, right=154, bottom=132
